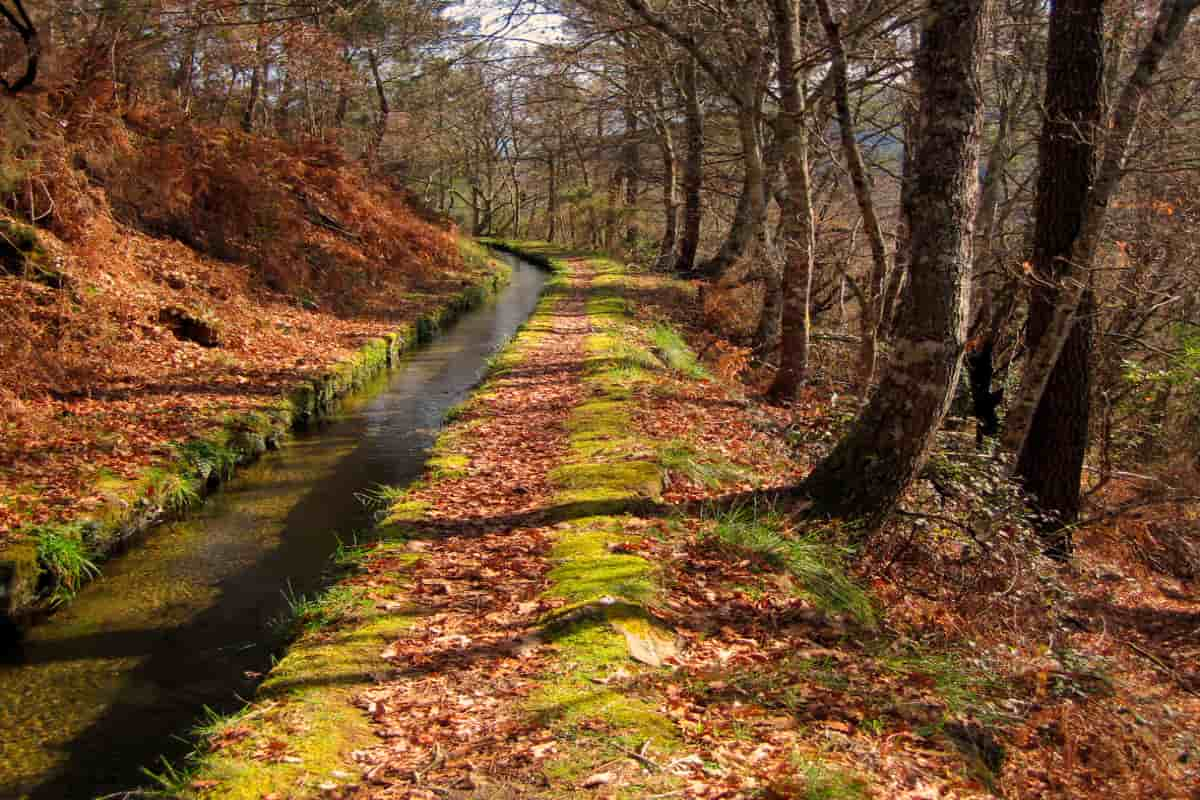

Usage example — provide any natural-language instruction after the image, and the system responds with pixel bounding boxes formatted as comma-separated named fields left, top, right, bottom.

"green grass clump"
left=176, top=438, right=239, bottom=484
left=658, top=439, right=744, bottom=488
left=278, top=583, right=372, bottom=635
left=879, top=649, right=996, bottom=714
left=705, top=505, right=875, bottom=628
left=354, top=483, right=409, bottom=512
left=442, top=400, right=470, bottom=423
left=142, top=467, right=201, bottom=513
left=33, top=523, right=100, bottom=604
left=790, top=759, right=870, bottom=800
left=140, top=754, right=198, bottom=796
left=651, top=323, right=709, bottom=379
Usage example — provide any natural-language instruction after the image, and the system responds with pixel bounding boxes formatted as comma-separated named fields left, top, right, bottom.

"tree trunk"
left=0, top=0, right=40, bottom=95
left=242, top=58, right=262, bottom=133
left=755, top=257, right=784, bottom=355
left=697, top=173, right=754, bottom=278
left=241, top=25, right=265, bottom=133
left=604, top=165, right=620, bottom=251
left=622, top=91, right=641, bottom=252
left=817, top=0, right=891, bottom=390
left=800, top=0, right=990, bottom=519
left=1017, top=293, right=1094, bottom=537
left=547, top=153, right=558, bottom=242
left=677, top=56, right=704, bottom=274
left=368, top=49, right=390, bottom=165
left=881, top=88, right=919, bottom=340
left=697, top=63, right=767, bottom=279
left=767, top=0, right=816, bottom=400
left=1003, top=0, right=1200, bottom=470
left=654, top=119, right=680, bottom=272
left=966, top=76, right=1021, bottom=441
left=736, top=86, right=778, bottom=352
left=1009, top=0, right=1106, bottom=546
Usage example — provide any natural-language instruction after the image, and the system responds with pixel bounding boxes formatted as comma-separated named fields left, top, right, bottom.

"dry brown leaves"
left=344, top=272, right=593, bottom=798
left=0, top=220, right=481, bottom=540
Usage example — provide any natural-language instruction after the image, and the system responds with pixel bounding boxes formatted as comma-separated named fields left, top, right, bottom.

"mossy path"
left=183, top=246, right=1029, bottom=800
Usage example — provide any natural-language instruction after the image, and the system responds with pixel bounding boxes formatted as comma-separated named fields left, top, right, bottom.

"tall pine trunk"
left=621, top=92, right=642, bottom=252
left=697, top=63, right=766, bottom=279
left=817, top=0, right=892, bottom=390
left=800, top=0, right=991, bottom=519
left=1012, top=0, right=1104, bottom=541
left=1004, top=0, right=1200, bottom=497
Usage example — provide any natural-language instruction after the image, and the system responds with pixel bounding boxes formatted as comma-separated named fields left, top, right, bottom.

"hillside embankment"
left=0, top=93, right=504, bottom=627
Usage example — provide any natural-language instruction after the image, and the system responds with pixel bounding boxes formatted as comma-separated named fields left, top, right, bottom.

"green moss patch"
left=184, top=554, right=419, bottom=799
left=545, top=522, right=655, bottom=606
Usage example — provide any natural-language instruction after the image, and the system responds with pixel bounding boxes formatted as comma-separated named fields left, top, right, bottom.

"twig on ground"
left=1120, top=638, right=1200, bottom=699
left=615, top=739, right=663, bottom=772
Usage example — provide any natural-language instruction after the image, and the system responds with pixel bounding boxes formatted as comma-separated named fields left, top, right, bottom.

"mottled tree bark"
left=696, top=72, right=768, bottom=280
left=0, top=0, right=39, bottom=94
left=621, top=88, right=642, bottom=251
left=1009, top=0, right=1105, bottom=531
left=367, top=49, right=390, bottom=164
left=242, top=57, right=262, bottom=132
left=966, top=66, right=1024, bottom=441
left=801, top=0, right=990, bottom=519
left=547, top=152, right=558, bottom=242
left=653, top=113, right=680, bottom=272
left=767, top=0, right=816, bottom=400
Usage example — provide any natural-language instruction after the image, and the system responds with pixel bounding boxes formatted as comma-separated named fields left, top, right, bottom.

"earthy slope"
left=0, top=92, right=491, bottom=543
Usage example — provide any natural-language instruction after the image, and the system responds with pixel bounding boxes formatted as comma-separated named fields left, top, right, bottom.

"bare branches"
left=0, top=0, right=39, bottom=94
left=1003, top=0, right=1200, bottom=464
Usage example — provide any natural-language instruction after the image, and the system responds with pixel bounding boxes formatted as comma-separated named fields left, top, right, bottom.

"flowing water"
left=0, top=254, right=547, bottom=800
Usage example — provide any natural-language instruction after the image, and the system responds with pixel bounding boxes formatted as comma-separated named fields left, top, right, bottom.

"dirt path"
left=347, top=264, right=596, bottom=798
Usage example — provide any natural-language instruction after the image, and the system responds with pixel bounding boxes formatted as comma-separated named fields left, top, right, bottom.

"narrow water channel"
left=0, top=254, right=547, bottom=800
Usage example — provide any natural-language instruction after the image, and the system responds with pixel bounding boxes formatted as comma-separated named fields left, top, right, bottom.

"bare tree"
left=0, top=0, right=39, bottom=94
left=1002, top=0, right=1200, bottom=536
left=800, top=0, right=992, bottom=519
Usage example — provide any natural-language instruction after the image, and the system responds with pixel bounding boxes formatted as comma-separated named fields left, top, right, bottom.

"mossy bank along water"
left=0, top=250, right=549, bottom=800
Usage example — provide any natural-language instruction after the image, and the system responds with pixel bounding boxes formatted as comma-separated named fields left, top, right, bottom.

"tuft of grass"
left=142, top=466, right=201, bottom=513
left=33, top=523, right=100, bottom=604
left=176, top=437, right=240, bottom=484
left=354, top=483, right=408, bottom=511
left=276, top=582, right=371, bottom=636
left=879, top=649, right=997, bottom=715
left=704, top=504, right=875, bottom=628
left=442, top=400, right=470, bottom=424
left=788, top=758, right=870, bottom=800
left=651, top=323, right=708, bottom=379
left=658, top=439, right=744, bottom=488
left=140, top=755, right=197, bottom=796
left=331, top=531, right=372, bottom=568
